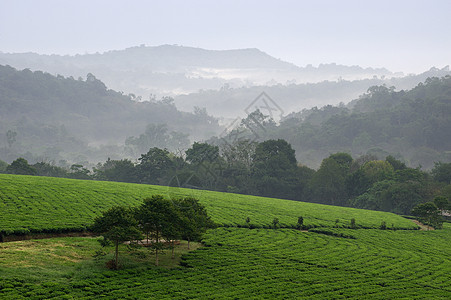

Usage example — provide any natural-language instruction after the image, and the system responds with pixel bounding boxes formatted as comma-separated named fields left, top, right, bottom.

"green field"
left=0, top=174, right=416, bottom=236
left=1, top=226, right=450, bottom=299
left=1, top=174, right=450, bottom=299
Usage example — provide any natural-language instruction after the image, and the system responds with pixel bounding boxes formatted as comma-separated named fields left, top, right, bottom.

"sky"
left=0, top=0, right=450, bottom=74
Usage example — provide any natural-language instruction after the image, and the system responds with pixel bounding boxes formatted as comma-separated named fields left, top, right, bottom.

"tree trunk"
left=187, top=238, right=190, bottom=250
left=155, top=248, right=159, bottom=266
left=171, top=241, right=175, bottom=259
left=115, top=240, right=119, bottom=269
left=155, top=230, right=159, bottom=266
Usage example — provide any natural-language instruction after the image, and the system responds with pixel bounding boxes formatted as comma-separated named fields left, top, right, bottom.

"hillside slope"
left=0, top=65, right=221, bottom=163
left=0, top=174, right=417, bottom=237
left=0, top=174, right=449, bottom=299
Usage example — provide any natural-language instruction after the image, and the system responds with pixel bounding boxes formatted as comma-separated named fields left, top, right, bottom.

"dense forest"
left=0, top=65, right=221, bottom=164
left=215, top=76, right=451, bottom=169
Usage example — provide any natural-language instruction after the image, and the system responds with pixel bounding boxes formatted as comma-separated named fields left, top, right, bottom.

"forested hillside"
left=174, top=66, right=451, bottom=118
left=227, top=76, right=451, bottom=169
left=0, top=65, right=221, bottom=164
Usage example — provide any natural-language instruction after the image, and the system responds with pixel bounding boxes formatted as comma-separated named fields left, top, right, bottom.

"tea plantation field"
left=1, top=174, right=449, bottom=299
left=1, top=226, right=450, bottom=299
left=0, top=174, right=416, bottom=236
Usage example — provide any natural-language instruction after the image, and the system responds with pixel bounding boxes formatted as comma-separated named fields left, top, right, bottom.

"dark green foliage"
left=380, top=221, right=387, bottom=230
left=94, top=159, right=138, bottom=183
left=385, top=155, right=407, bottom=171
left=433, top=196, right=449, bottom=211
left=411, top=202, right=443, bottom=229
left=350, top=218, right=356, bottom=229
left=310, top=155, right=349, bottom=206
left=186, top=142, right=219, bottom=164
left=297, top=216, right=304, bottom=229
left=174, top=197, right=214, bottom=249
left=251, top=139, right=302, bottom=200
left=6, top=158, right=36, bottom=175
left=137, top=148, right=175, bottom=185
left=431, top=162, right=451, bottom=184
left=68, top=164, right=91, bottom=180
left=32, top=162, right=68, bottom=177
left=272, top=217, right=280, bottom=229
left=91, top=206, right=142, bottom=269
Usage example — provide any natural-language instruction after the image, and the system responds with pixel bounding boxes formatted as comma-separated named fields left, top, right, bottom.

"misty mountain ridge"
left=0, top=65, right=221, bottom=164
left=174, top=65, right=451, bottom=119
left=0, top=44, right=397, bottom=97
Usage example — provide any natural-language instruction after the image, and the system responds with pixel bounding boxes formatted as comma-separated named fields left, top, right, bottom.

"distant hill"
left=0, top=45, right=395, bottom=97
left=174, top=66, right=451, bottom=118
left=0, top=65, right=221, bottom=164
left=259, top=76, right=451, bottom=169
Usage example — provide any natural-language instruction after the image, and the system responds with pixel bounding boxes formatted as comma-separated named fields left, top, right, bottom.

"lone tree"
left=91, top=206, right=142, bottom=269
left=411, top=202, right=443, bottom=229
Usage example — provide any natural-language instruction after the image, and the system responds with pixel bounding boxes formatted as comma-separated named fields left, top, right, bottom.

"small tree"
left=272, top=217, right=280, bottom=229
left=350, top=218, right=356, bottom=229
left=297, top=216, right=304, bottom=230
left=91, top=206, right=142, bottom=269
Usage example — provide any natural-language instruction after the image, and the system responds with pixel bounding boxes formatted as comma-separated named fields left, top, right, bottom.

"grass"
left=0, top=174, right=417, bottom=237
left=0, top=237, right=201, bottom=282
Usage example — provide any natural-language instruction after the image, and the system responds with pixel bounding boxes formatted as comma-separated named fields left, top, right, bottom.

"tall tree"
left=91, top=206, right=142, bottom=269
left=175, top=197, right=214, bottom=250
left=309, top=153, right=353, bottom=206
left=251, top=139, right=300, bottom=199
left=137, top=147, right=175, bottom=185
left=136, top=195, right=179, bottom=266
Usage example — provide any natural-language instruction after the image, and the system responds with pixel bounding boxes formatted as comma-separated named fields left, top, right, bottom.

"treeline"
left=92, top=195, right=213, bottom=269
left=2, top=138, right=450, bottom=216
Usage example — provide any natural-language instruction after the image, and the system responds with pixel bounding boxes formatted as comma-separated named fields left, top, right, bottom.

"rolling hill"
left=0, top=174, right=450, bottom=298
left=0, top=174, right=416, bottom=237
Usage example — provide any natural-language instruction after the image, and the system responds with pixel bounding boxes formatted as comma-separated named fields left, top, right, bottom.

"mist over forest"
left=0, top=45, right=450, bottom=171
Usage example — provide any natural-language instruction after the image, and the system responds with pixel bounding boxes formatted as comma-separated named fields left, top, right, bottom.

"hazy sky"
left=1, top=0, right=450, bottom=73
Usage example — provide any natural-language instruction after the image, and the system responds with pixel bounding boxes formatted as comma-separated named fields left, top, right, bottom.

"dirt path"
left=411, top=220, right=434, bottom=231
